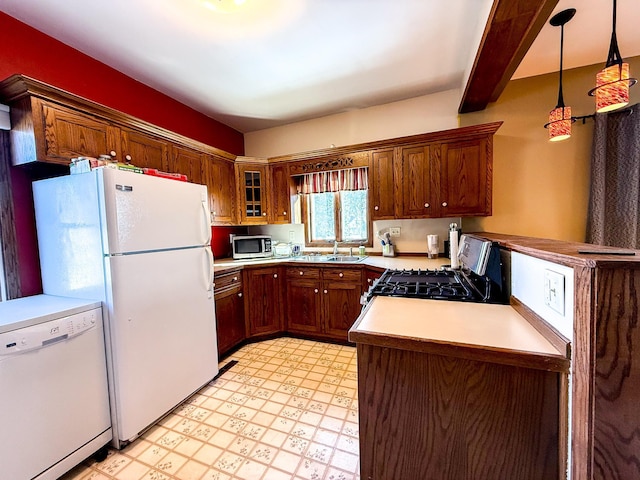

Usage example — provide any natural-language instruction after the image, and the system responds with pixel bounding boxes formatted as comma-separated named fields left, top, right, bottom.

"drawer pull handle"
left=314, top=288, right=318, bottom=293
left=323, top=289, right=328, bottom=294
left=233, top=276, right=238, bottom=282
left=299, top=271, right=304, bottom=275
left=339, top=272, right=344, bottom=278
left=273, top=273, right=278, bottom=278
left=238, top=292, right=243, bottom=297
left=424, top=203, right=430, bottom=208
left=442, top=202, right=448, bottom=207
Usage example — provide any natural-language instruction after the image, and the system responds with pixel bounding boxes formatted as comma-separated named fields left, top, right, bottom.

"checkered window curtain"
left=295, top=167, right=368, bottom=194
left=586, top=103, right=640, bottom=248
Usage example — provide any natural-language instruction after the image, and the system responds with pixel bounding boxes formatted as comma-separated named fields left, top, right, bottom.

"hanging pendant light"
left=544, top=9, right=576, bottom=142
left=588, top=0, right=637, bottom=112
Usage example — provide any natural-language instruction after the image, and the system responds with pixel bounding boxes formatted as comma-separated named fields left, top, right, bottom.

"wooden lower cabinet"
left=244, top=267, right=284, bottom=336
left=213, top=269, right=245, bottom=358
left=286, top=266, right=363, bottom=340
left=356, top=343, right=561, bottom=480
left=285, top=267, right=322, bottom=334
left=364, top=267, right=384, bottom=292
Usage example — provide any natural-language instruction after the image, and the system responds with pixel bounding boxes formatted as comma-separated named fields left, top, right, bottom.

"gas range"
left=367, top=235, right=508, bottom=304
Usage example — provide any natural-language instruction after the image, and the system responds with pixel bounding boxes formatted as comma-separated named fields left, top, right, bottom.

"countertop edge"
left=348, top=298, right=569, bottom=373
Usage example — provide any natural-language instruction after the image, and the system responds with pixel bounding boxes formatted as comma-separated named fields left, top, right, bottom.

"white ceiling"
left=1, top=0, right=639, bottom=133
left=515, top=0, right=640, bottom=79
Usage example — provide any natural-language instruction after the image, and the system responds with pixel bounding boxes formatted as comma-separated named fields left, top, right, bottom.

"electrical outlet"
left=389, top=227, right=401, bottom=237
left=544, top=269, right=565, bottom=315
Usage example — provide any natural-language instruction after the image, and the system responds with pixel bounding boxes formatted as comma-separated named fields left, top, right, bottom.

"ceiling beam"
left=459, top=0, right=559, bottom=113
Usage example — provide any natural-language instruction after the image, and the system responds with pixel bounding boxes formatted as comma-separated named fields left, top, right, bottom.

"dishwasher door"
left=0, top=307, right=112, bottom=480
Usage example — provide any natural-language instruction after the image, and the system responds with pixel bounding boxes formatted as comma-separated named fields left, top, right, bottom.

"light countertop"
left=0, top=294, right=101, bottom=333
left=349, top=296, right=568, bottom=372
left=213, top=255, right=447, bottom=272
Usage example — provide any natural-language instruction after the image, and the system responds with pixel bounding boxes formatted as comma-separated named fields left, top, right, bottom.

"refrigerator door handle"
left=201, top=198, right=211, bottom=245
left=205, top=247, right=214, bottom=298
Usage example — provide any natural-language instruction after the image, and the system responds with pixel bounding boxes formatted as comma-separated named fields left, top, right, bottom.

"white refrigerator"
left=33, top=168, right=218, bottom=448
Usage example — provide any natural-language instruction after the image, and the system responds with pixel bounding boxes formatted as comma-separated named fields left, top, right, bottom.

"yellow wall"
left=462, top=56, right=640, bottom=242
left=246, top=56, right=640, bottom=244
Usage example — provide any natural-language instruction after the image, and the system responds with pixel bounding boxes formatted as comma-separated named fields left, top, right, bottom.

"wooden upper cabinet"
left=31, top=99, right=120, bottom=166
left=440, top=138, right=490, bottom=216
left=206, top=155, right=236, bottom=225
left=370, top=149, right=396, bottom=220
left=168, top=145, right=205, bottom=185
left=397, top=144, right=438, bottom=218
left=269, top=163, right=292, bottom=224
left=120, top=129, right=168, bottom=171
left=236, top=163, right=269, bottom=225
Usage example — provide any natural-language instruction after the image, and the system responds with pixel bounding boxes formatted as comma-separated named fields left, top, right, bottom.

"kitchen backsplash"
left=249, top=217, right=464, bottom=256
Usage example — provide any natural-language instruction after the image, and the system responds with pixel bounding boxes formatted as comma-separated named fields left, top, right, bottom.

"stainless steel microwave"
left=231, top=235, right=273, bottom=260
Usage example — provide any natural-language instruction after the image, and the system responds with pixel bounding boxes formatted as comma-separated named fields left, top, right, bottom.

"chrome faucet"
left=333, top=241, right=339, bottom=255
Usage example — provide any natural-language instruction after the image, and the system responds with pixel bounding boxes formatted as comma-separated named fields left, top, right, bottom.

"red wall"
left=0, top=12, right=246, bottom=296
left=0, top=12, right=244, bottom=155
left=211, top=226, right=248, bottom=259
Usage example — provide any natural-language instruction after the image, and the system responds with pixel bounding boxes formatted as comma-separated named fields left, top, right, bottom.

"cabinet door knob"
left=442, top=202, right=448, bottom=207
left=238, top=292, right=243, bottom=297
left=367, top=278, right=372, bottom=284
left=374, top=205, right=379, bottom=211
left=283, top=211, right=287, bottom=215
left=324, top=289, right=328, bottom=294
left=212, top=211, right=217, bottom=216
left=339, top=272, right=344, bottom=278
left=125, top=154, right=132, bottom=162
left=424, top=203, right=430, bottom=208
left=273, top=273, right=278, bottom=278
left=299, top=271, right=304, bottom=276
left=109, top=150, right=117, bottom=157
left=233, top=276, right=238, bottom=282
left=314, top=288, right=318, bottom=293
left=263, top=212, right=267, bottom=216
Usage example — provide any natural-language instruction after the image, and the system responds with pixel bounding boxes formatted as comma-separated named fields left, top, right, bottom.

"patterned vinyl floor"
left=63, top=337, right=360, bottom=480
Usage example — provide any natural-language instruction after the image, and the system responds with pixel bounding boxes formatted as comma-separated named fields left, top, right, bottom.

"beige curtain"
left=586, top=103, right=640, bottom=248
left=295, top=167, right=368, bottom=194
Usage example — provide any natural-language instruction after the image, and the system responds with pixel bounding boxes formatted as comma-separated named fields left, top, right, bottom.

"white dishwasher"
left=0, top=295, right=112, bottom=480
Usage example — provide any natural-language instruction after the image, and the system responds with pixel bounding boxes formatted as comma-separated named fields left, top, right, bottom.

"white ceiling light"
left=202, top=0, right=247, bottom=14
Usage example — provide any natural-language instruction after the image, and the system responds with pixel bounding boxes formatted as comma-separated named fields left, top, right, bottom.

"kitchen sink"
left=290, top=254, right=367, bottom=263
left=326, top=255, right=367, bottom=262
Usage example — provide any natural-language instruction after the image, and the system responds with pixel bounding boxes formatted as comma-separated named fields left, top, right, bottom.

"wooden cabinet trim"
left=270, top=121, right=503, bottom=164
left=0, top=74, right=236, bottom=161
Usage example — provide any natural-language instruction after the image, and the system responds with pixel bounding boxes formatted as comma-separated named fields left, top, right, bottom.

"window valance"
left=295, top=167, right=368, bottom=194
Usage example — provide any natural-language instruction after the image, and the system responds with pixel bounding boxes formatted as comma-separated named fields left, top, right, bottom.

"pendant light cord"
left=606, top=0, right=622, bottom=68
left=557, top=23, right=566, bottom=108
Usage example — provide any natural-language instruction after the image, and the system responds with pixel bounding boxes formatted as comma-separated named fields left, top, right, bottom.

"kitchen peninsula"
left=348, top=234, right=640, bottom=480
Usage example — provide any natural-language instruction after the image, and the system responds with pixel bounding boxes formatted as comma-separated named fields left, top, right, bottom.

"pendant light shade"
left=544, top=9, right=576, bottom=142
left=548, top=106, right=572, bottom=142
left=588, top=0, right=637, bottom=112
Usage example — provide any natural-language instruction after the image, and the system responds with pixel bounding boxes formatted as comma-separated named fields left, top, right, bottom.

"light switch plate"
left=544, top=269, right=565, bottom=315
